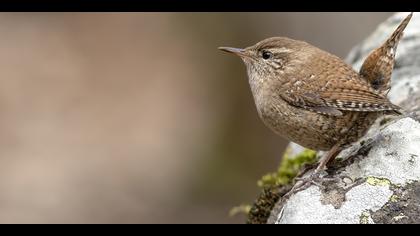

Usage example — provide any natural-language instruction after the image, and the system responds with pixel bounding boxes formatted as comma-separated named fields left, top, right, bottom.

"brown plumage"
left=219, top=13, right=412, bottom=196
left=360, top=12, right=412, bottom=94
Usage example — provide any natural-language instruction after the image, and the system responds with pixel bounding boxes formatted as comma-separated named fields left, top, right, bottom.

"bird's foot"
left=285, top=172, right=359, bottom=200
left=282, top=171, right=325, bottom=200
left=282, top=144, right=343, bottom=201
left=295, top=162, right=319, bottom=179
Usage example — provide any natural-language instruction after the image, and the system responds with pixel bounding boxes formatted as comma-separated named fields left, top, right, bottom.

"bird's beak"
left=218, top=47, right=248, bottom=58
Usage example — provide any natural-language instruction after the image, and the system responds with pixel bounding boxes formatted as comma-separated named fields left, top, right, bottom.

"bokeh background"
left=0, top=12, right=392, bottom=223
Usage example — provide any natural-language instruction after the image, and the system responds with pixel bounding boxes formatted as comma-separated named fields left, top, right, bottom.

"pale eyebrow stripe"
left=270, top=47, right=292, bottom=54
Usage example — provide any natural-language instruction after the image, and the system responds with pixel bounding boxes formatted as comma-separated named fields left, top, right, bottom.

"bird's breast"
left=257, top=96, right=380, bottom=151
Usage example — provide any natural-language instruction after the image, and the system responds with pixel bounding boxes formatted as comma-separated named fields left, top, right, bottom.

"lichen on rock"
left=359, top=211, right=374, bottom=224
left=370, top=181, right=420, bottom=224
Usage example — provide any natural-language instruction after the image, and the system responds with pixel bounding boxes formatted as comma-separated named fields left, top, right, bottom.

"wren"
left=219, top=13, right=412, bottom=197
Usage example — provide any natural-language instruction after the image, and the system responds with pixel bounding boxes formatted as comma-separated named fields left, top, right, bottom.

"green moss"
left=246, top=148, right=317, bottom=224
left=229, top=204, right=252, bottom=217
left=257, top=149, right=317, bottom=188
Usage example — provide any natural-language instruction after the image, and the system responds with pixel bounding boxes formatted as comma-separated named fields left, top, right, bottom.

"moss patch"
left=246, top=148, right=317, bottom=224
left=257, top=149, right=317, bottom=188
left=229, top=204, right=251, bottom=217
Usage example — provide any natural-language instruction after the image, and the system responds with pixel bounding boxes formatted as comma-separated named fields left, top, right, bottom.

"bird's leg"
left=282, top=144, right=342, bottom=200
left=294, top=144, right=342, bottom=182
left=314, top=144, right=342, bottom=173
left=295, top=161, right=319, bottom=179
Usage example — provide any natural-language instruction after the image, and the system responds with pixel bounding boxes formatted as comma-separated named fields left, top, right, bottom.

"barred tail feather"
left=359, top=13, right=413, bottom=96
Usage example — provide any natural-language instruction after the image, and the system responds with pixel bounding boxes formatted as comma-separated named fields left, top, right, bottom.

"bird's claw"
left=282, top=172, right=324, bottom=200
left=295, top=162, right=319, bottom=179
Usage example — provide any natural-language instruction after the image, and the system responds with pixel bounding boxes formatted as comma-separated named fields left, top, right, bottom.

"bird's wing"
left=279, top=72, right=401, bottom=117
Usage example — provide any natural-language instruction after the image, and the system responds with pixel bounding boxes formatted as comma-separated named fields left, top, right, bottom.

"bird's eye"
left=262, top=50, right=273, bottom=60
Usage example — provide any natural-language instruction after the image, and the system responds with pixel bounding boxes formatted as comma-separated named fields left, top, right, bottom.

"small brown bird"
left=219, top=13, right=412, bottom=196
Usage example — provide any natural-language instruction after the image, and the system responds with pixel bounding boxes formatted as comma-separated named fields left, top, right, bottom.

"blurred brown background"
left=0, top=12, right=392, bottom=223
